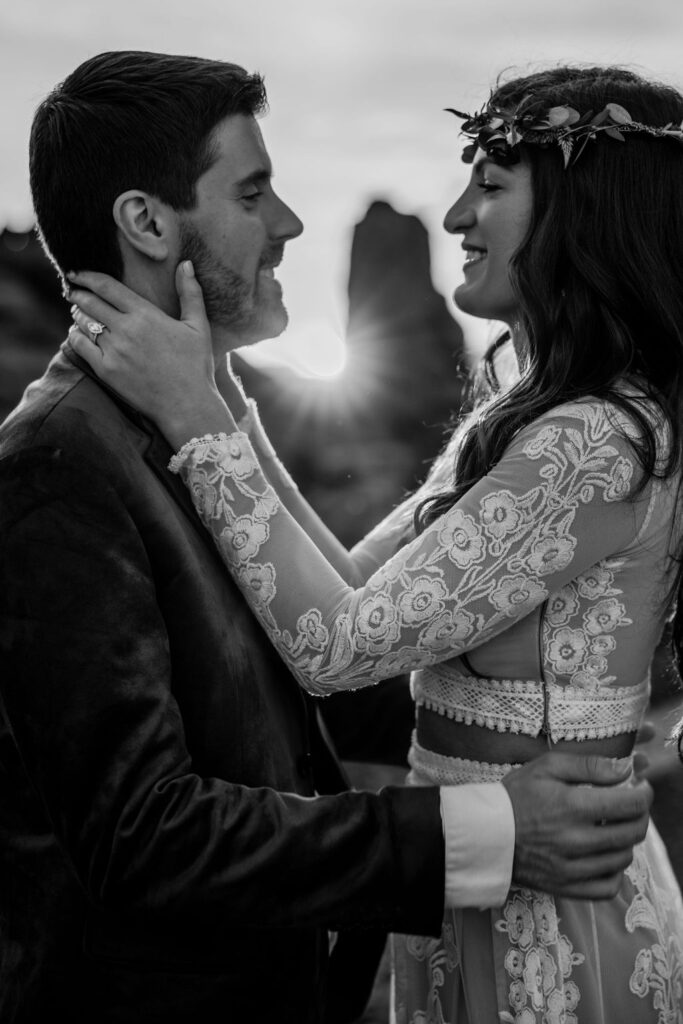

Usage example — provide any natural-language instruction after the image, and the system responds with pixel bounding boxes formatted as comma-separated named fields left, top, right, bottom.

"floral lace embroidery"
left=626, top=845, right=683, bottom=1020
left=172, top=401, right=651, bottom=697
left=403, top=926, right=460, bottom=1021
left=543, top=558, right=633, bottom=686
left=496, top=891, right=585, bottom=1024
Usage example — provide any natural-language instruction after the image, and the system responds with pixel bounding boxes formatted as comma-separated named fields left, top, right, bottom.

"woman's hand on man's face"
left=67, top=261, right=220, bottom=437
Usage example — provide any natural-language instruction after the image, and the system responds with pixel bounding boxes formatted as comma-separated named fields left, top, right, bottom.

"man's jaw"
left=209, top=289, right=289, bottom=359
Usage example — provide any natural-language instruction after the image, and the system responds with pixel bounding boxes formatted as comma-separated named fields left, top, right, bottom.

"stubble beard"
left=178, top=221, right=288, bottom=343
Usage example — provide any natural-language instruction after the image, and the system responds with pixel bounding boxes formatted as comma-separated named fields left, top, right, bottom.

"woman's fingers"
left=68, top=288, right=121, bottom=332
left=175, top=261, right=210, bottom=333
left=66, top=269, right=148, bottom=314
left=68, top=263, right=210, bottom=348
left=64, top=262, right=216, bottom=430
left=71, top=304, right=110, bottom=341
left=68, top=325, right=105, bottom=369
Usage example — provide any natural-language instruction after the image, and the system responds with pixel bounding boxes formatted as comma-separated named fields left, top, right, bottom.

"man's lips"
left=259, top=248, right=284, bottom=273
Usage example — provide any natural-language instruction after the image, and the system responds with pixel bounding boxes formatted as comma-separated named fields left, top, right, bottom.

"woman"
left=69, top=65, right=683, bottom=1023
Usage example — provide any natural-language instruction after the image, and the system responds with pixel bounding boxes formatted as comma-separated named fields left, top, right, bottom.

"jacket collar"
left=61, top=339, right=207, bottom=537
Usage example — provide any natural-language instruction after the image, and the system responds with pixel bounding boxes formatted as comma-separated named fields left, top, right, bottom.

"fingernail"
left=182, top=260, right=195, bottom=277
left=70, top=304, right=78, bottom=316
left=66, top=271, right=78, bottom=280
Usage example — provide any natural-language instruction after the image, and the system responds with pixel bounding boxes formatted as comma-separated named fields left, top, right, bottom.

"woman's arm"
left=67, top=266, right=651, bottom=698
left=70, top=266, right=409, bottom=588
left=161, top=403, right=647, bottom=695
left=218, top=363, right=366, bottom=584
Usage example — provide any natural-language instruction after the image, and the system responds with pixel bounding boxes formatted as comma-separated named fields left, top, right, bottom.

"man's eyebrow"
left=234, top=168, right=272, bottom=189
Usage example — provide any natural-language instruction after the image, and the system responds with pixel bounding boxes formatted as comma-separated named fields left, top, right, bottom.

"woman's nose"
left=443, top=195, right=475, bottom=235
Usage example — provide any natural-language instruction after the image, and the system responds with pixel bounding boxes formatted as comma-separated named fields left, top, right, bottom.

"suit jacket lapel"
left=62, top=340, right=214, bottom=547
left=141, top=429, right=212, bottom=543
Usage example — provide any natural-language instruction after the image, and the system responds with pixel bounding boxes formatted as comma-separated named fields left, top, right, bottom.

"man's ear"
left=112, top=190, right=174, bottom=262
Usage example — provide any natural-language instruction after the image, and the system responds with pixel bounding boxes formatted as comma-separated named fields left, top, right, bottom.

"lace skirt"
left=391, top=738, right=683, bottom=1024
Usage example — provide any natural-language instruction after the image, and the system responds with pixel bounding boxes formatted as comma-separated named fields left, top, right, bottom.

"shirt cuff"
left=439, top=783, right=515, bottom=909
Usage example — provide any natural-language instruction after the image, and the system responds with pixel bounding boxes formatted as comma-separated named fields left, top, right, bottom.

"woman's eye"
left=478, top=181, right=500, bottom=193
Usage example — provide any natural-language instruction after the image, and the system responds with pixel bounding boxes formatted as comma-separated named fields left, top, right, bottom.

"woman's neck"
left=510, top=319, right=528, bottom=363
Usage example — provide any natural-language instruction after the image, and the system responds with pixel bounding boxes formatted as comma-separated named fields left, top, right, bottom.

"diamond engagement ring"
left=87, top=320, right=106, bottom=338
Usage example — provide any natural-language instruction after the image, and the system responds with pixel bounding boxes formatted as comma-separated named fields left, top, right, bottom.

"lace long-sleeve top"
left=171, top=394, right=680, bottom=754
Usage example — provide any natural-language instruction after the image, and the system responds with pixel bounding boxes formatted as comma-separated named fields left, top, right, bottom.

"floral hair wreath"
left=446, top=97, right=683, bottom=168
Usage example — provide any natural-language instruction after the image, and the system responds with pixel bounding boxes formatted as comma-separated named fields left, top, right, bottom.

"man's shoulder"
left=0, top=346, right=147, bottom=465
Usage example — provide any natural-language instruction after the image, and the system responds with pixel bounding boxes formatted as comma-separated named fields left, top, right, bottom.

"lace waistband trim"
left=412, top=664, right=649, bottom=742
left=408, top=734, right=518, bottom=785
left=407, top=733, right=634, bottom=786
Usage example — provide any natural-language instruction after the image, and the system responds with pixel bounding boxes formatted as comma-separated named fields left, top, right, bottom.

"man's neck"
left=121, top=267, right=252, bottom=372
left=122, top=268, right=176, bottom=319
left=209, top=324, right=248, bottom=370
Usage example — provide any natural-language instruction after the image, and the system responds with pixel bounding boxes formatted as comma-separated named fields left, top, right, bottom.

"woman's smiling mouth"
left=463, top=246, right=487, bottom=268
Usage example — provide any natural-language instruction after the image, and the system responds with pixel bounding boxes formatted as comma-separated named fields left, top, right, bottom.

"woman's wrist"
left=215, top=355, right=250, bottom=420
left=158, top=387, right=238, bottom=452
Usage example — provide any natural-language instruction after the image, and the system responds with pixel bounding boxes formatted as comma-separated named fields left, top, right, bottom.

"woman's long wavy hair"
left=416, top=65, right=683, bottom=679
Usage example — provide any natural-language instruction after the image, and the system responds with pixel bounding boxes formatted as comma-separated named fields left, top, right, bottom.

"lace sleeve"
left=238, top=396, right=442, bottom=587
left=349, top=427, right=462, bottom=578
left=171, top=400, right=650, bottom=695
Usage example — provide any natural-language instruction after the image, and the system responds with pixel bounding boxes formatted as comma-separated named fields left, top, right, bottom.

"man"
left=0, top=50, right=651, bottom=1023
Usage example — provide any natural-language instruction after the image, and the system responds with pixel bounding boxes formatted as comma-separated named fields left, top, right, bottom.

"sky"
left=1, top=0, right=681, bottom=374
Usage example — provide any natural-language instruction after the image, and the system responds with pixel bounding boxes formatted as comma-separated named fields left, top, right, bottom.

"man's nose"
left=272, top=194, right=304, bottom=242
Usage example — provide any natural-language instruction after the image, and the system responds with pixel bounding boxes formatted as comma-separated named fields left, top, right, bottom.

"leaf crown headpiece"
left=447, top=97, right=683, bottom=168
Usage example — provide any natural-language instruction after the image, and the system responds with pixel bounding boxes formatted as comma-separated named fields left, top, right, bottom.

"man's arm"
left=441, top=753, right=651, bottom=907
left=0, top=439, right=651, bottom=931
left=0, top=443, right=444, bottom=937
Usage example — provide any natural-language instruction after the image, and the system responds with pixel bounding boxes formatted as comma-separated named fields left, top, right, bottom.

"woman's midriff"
left=416, top=704, right=636, bottom=763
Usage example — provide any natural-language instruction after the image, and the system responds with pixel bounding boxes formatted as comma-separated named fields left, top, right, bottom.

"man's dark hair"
left=29, top=50, right=267, bottom=278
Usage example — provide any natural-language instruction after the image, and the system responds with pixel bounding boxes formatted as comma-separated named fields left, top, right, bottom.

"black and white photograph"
left=0, top=2, right=682, bottom=1021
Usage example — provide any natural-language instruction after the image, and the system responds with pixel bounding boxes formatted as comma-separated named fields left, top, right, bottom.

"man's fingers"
left=66, top=269, right=147, bottom=314
left=563, top=845, right=636, bottom=880
left=574, top=776, right=653, bottom=825
left=175, top=261, right=210, bottom=331
left=534, top=752, right=634, bottom=787
left=504, top=751, right=653, bottom=896
left=564, top=817, right=650, bottom=858
left=553, top=872, right=628, bottom=901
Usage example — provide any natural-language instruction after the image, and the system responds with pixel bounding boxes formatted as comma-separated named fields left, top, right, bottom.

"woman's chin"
left=452, top=283, right=491, bottom=320
left=453, top=283, right=513, bottom=325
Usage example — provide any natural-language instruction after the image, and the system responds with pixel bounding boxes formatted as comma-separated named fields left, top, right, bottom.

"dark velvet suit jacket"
left=0, top=344, right=444, bottom=1023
